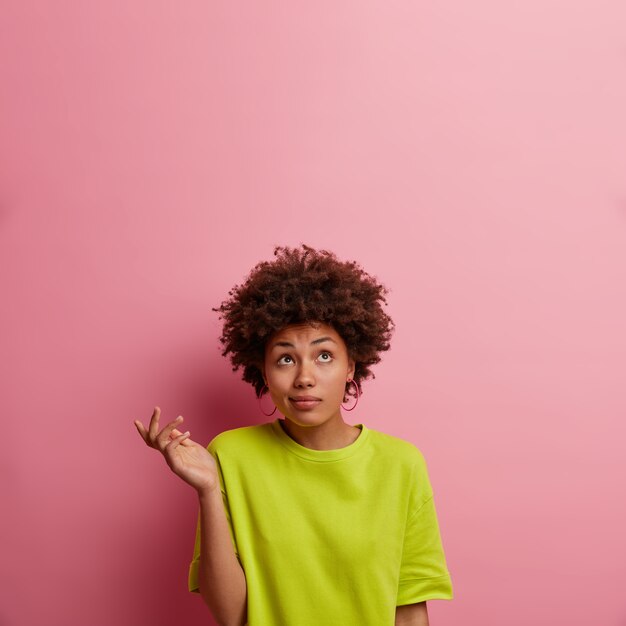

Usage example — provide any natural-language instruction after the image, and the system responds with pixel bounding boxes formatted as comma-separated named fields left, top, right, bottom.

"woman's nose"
left=294, top=363, right=315, bottom=387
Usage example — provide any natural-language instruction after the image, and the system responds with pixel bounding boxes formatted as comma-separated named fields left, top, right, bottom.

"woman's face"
left=262, top=321, right=355, bottom=425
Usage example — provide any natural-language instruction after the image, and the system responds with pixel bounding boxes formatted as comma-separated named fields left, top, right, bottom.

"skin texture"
left=395, top=601, right=429, bottom=625
left=261, top=321, right=360, bottom=451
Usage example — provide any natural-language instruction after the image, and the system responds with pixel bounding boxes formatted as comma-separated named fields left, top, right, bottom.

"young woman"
left=134, top=244, right=453, bottom=626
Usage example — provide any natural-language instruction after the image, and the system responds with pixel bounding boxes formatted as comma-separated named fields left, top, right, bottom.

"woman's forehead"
left=268, top=321, right=340, bottom=344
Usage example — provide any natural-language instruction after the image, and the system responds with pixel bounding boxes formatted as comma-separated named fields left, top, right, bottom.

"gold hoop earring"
left=257, top=385, right=277, bottom=416
left=341, top=379, right=360, bottom=412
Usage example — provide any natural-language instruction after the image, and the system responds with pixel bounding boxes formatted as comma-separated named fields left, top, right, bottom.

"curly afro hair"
left=212, top=244, right=395, bottom=402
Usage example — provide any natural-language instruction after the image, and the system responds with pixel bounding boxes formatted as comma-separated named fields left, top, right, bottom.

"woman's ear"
left=347, top=358, right=356, bottom=381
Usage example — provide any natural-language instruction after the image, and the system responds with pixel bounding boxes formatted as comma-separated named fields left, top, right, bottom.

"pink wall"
left=2, top=2, right=625, bottom=625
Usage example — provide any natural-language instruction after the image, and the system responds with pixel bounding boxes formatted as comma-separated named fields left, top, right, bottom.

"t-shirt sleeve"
left=396, top=450, right=454, bottom=605
left=188, top=437, right=240, bottom=594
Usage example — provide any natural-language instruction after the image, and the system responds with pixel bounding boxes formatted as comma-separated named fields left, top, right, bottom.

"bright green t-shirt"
left=188, top=418, right=453, bottom=625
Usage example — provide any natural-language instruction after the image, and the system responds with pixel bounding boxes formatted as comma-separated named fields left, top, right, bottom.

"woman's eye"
left=319, top=352, right=333, bottom=362
left=278, top=355, right=293, bottom=365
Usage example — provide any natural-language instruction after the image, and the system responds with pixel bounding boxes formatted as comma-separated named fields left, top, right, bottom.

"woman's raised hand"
left=134, top=407, right=220, bottom=495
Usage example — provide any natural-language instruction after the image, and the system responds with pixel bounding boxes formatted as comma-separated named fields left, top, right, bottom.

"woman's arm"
left=395, top=601, right=429, bottom=626
left=197, top=487, right=248, bottom=626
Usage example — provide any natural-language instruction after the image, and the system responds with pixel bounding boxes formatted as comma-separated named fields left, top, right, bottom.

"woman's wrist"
left=197, top=485, right=221, bottom=501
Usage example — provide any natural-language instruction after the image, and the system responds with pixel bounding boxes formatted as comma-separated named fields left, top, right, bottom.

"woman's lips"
left=290, top=398, right=322, bottom=410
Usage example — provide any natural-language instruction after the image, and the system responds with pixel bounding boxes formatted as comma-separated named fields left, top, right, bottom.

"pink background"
left=2, top=2, right=625, bottom=625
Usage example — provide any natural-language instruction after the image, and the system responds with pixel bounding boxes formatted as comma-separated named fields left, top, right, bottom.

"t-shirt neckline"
left=270, top=417, right=370, bottom=462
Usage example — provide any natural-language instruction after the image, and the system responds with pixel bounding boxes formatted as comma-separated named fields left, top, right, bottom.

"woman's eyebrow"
left=271, top=337, right=337, bottom=349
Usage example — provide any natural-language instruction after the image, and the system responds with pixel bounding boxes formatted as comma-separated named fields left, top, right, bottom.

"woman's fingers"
left=171, top=427, right=194, bottom=446
left=135, top=407, right=197, bottom=451
left=156, top=416, right=185, bottom=450
left=148, top=407, right=161, bottom=442
left=134, top=420, right=148, bottom=443
left=165, top=430, right=191, bottom=457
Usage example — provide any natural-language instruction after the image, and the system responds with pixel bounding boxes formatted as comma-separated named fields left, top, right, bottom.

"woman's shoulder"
left=206, top=421, right=272, bottom=454
left=366, top=425, right=428, bottom=467
left=367, top=426, right=434, bottom=502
